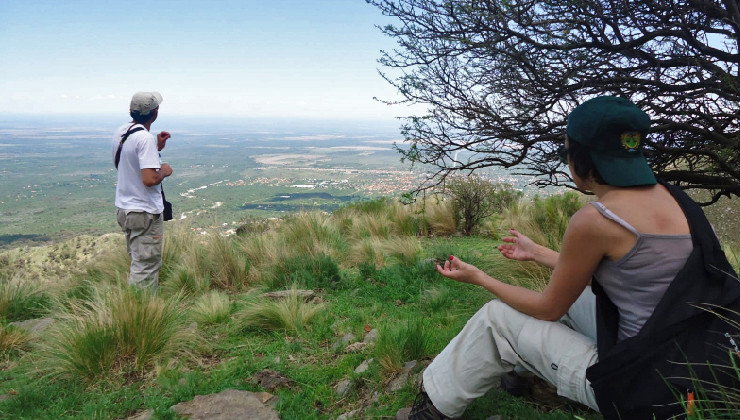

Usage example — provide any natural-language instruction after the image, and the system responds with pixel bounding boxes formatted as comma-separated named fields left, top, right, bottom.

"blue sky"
left=0, top=0, right=408, bottom=121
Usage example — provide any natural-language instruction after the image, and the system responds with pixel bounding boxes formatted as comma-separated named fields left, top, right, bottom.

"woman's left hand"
left=436, top=255, right=483, bottom=286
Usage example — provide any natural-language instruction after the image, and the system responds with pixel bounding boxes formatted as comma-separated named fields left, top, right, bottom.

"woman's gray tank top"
left=590, top=202, right=693, bottom=342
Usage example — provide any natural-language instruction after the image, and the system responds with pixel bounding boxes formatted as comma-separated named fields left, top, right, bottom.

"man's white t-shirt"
left=112, top=123, right=164, bottom=214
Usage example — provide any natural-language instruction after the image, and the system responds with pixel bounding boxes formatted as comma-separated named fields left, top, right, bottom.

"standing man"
left=112, top=91, right=172, bottom=292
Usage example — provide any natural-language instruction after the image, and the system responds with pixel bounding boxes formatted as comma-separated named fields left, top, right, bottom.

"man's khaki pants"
left=117, top=209, right=163, bottom=293
left=423, top=288, right=599, bottom=417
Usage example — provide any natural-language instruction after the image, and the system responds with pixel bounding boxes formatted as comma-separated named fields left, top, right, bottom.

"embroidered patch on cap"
left=620, top=132, right=641, bottom=151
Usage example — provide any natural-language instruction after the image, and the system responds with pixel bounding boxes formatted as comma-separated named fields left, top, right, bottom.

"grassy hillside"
left=0, top=192, right=737, bottom=419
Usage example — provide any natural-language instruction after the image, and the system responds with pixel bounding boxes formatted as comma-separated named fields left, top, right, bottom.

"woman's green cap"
left=566, top=96, right=656, bottom=187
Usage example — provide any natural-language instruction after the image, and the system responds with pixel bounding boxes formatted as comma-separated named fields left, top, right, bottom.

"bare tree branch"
left=368, top=0, right=740, bottom=203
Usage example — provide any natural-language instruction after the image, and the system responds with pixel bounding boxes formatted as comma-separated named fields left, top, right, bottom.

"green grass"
left=6, top=190, right=734, bottom=419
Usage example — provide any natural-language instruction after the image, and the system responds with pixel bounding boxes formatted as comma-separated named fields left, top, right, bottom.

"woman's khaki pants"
left=423, top=288, right=599, bottom=417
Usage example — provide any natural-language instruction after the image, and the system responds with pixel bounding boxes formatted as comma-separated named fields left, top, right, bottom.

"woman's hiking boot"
left=395, top=384, right=452, bottom=420
left=500, top=371, right=532, bottom=397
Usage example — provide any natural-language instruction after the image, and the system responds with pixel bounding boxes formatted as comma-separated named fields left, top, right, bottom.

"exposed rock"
left=354, top=358, right=373, bottom=374
left=386, top=371, right=410, bottom=392
left=260, top=290, right=315, bottom=300
left=362, top=329, right=379, bottom=344
left=170, top=388, right=279, bottom=420
left=387, top=360, right=420, bottom=392
left=336, top=379, right=352, bottom=397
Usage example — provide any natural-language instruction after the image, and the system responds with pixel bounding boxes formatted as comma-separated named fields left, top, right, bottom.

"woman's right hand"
left=497, top=229, right=537, bottom=261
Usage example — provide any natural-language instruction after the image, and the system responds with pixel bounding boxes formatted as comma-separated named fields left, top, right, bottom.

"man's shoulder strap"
left=114, top=125, right=146, bottom=169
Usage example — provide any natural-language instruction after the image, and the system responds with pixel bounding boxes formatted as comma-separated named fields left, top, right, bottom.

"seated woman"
left=396, top=96, right=716, bottom=419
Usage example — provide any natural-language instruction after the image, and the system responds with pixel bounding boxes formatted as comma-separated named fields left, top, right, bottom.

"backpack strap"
left=658, top=179, right=734, bottom=281
left=114, top=124, right=145, bottom=169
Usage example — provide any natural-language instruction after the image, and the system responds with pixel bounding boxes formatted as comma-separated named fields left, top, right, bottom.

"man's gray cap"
left=130, top=91, right=163, bottom=115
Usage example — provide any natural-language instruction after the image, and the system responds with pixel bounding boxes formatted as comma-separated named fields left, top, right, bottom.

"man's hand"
left=157, top=131, right=171, bottom=151
left=141, top=163, right=173, bottom=186
left=159, top=163, right=173, bottom=178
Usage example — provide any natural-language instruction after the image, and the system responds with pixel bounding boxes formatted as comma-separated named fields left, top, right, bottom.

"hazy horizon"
left=0, top=1, right=414, bottom=121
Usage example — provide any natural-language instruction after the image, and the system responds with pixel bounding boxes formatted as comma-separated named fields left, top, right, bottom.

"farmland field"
left=0, top=114, right=533, bottom=248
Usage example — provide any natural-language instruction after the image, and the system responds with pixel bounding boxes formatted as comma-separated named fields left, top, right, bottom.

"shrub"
left=446, top=175, right=522, bottom=235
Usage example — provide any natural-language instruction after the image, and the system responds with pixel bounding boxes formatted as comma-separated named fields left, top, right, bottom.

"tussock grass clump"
left=160, top=265, right=211, bottom=297
left=158, top=222, right=192, bottom=281
left=279, top=212, right=345, bottom=258
left=346, top=236, right=422, bottom=268
left=382, top=236, right=423, bottom=266
left=0, top=276, right=49, bottom=322
left=347, top=237, right=387, bottom=267
left=238, top=286, right=324, bottom=335
left=374, top=319, right=427, bottom=373
left=502, top=192, right=582, bottom=251
left=496, top=192, right=582, bottom=290
left=39, top=286, right=197, bottom=381
left=420, top=286, right=454, bottom=313
left=77, top=244, right=131, bottom=289
left=238, top=231, right=288, bottom=283
left=0, top=321, right=30, bottom=355
left=159, top=227, right=250, bottom=291
left=190, top=290, right=232, bottom=325
left=334, top=196, right=456, bottom=238
left=419, top=198, right=456, bottom=236
left=191, top=234, right=250, bottom=290
left=348, top=213, right=393, bottom=240
left=270, top=253, right=341, bottom=290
